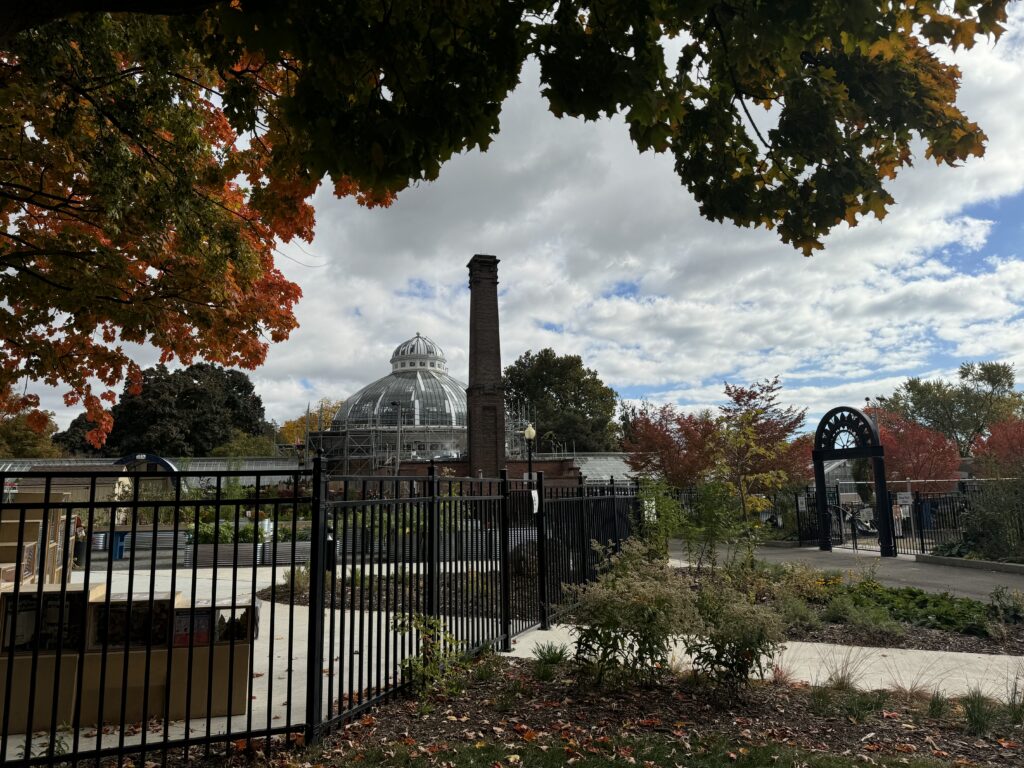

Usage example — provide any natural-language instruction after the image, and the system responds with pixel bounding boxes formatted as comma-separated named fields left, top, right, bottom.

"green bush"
left=823, top=593, right=904, bottom=640
left=962, top=481, right=1024, bottom=562
left=190, top=521, right=264, bottom=544
left=989, top=586, right=1024, bottom=625
left=840, top=580, right=992, bottom=637
left=392, top=614, right=467, bottom=697
left=566, top=540, right=701, bottom=686
left=685, top=583, right=783, bottom=691
left=776, top=594, right=821, bottom=632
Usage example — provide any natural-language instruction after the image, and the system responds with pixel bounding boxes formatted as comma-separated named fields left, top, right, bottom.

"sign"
left=896, top=492, right=913, bottom=506
left=530, top=490, right=539, bottom=515
left=797, top=495, right=806, bottom=512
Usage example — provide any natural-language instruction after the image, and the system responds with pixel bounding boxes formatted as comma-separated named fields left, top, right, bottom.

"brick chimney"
left=466, top=254, right=505, bottom=478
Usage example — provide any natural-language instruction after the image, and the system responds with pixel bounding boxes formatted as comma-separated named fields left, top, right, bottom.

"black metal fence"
left=795, top=481, right=1024, bottom=559
left=0, top=461, right=639, bottom=766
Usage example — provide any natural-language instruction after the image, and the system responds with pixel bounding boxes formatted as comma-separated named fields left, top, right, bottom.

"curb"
left=915, top=553, right=1024, bottom=575
left=760, top=540, right=801, bottom=548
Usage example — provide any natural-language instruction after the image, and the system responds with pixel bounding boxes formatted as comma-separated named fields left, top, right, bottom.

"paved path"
left=668, top=542, right=1024, bottom=601
left=506, top=625, right=1024, bottom=701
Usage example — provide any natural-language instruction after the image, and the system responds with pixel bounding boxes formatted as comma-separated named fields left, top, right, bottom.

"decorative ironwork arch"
left=815, top=407, right=880, bottom=452
left=811, top=407, right=895, bottom=557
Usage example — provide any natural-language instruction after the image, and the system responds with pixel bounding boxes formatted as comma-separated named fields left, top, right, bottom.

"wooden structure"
left=0, top=584, right=258, bottom=730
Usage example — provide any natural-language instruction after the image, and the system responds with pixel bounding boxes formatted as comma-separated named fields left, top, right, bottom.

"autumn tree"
left=54, top=363, right=272, bottom=457
left=0, top=388, right=62, bottom=458
left=2, top=4, right=1010, bottom=442
left=277, top=398, right=345, bottom=447
left=877, top=362, right=1022, bottom=457
left=713, top=377, right=807, bottom=520
left=623, top=404, right=720, bottom=488
left=625, top=376, right=809, bottom=514
left=973, top=418, right=1024, bottom=477
left=869, top=408, right=961, bottom=489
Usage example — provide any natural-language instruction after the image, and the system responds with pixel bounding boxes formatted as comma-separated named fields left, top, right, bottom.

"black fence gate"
left=0, top=461, right=639, bottom=767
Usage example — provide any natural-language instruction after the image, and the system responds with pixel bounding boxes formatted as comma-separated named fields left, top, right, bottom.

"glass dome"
left=333, top=334, right=467, bottom=430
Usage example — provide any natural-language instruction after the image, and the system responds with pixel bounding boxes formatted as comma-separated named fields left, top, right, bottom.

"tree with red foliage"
left=624, top=377, right=809, bottom=506
left=623, top=404, right=719, bottom=489
left=973, top=418, right=1024, bottom=476
left=870, top=408, right=960, bottom=489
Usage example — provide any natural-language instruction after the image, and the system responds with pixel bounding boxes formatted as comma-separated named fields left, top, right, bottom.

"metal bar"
left=426, top=463, right=440, bottom=618
left=536, top=472, right=549, bottom=630
left=71, top=477, right=97, bottom=760
left=499, top=470, right=512, bottom=651
left=305, top=455, right=326, bottom=745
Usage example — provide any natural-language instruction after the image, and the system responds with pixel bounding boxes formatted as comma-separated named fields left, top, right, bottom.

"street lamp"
left=524, top=423, right=536, bottom=488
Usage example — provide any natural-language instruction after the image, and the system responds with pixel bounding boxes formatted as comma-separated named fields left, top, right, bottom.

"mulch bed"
left=256, top=573, right=540, bottom=622
left=787, top=622, right=1024, bottom=657
left=325, top=656, right=1023, bottom=767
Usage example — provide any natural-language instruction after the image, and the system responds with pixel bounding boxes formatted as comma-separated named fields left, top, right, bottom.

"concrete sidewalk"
left=506, top=624, right=1024, bottom=701
left=668, top=542, right=1024, bottom=601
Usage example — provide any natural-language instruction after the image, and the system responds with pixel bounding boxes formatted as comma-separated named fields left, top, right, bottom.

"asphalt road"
left=669, top=541, right=1024, bottom=601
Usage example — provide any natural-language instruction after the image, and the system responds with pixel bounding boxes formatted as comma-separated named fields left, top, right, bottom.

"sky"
left=40, top=8, right=1024, bottom=432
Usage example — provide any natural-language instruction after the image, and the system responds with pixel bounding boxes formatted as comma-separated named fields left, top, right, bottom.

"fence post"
left=914, top=490, right=926, bottom=554
left=426, top=461, right=440, bottom=617
left=610, top=476, right=622, bottom=552
left=535, top=471, right=550, bottom=630
left=578, top=475, right=590, bottom=582
left=498, top=469, right=512, bottom=652
left=305, top=454, right=326, bottom=744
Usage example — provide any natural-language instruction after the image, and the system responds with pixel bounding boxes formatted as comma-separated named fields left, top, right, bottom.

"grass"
left=961, top=686, right=1000, bottom=736
left=818, top=647, right=875, bottom=692
left=342, top=734, right=949, bottom=768
left=927, top=689, right=950, bottom=720
left=531, top=641, right=571, bottom=666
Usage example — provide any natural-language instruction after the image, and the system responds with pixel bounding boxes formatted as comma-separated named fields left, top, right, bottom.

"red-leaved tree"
left=870, top=408, right=961, bottom=491
left=973, top=418, right=1024, bottom=477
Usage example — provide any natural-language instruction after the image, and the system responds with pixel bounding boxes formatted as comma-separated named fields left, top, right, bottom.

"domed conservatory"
left=322, top=334, right=470, bottom=473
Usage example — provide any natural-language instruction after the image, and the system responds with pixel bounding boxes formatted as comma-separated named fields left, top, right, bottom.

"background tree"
left=54, top=363, right=272, bottom=457
left=0, top=389, right=62, bottom=458
left=868, top=408, right=961, bottom=490
left=277, top=398, right=345, bottom=447
left=877, top=362, right=1022, bottom=457
left=625, top=376, right=808, bottom=511
left=209, top=428, right=278, bottom=457
left=504, top=349, right=618, bottom=452
left=623, top=404, right=720, bottom=488
left=2, top=3, right=1010, bottom=441
left=973, top=418, right=1024, bottom=477
left=712, top=378, right=806, bottom=520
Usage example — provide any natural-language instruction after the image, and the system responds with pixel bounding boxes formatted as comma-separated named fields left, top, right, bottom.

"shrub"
left=823, top=592, right=904, bottom=640
left=962, top=480, right=1024, bottom=562
left=392, top=614, right=467, bottom=697
left=566, top=540, right=701, bottom=686
left=779, top=564, right=845, bottom=604
left=282, top=564, right=311, bottom=594
left=776, top=594, right=821, bottom=632
left=989, top=586, right=1024, bottom=625
left=841, top=581, right=992, bottom=637
left=685, top=583, right=783, bottom=691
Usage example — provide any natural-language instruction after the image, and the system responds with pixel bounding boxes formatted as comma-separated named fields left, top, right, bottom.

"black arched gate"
left=811, top=407, right=896, bottom=557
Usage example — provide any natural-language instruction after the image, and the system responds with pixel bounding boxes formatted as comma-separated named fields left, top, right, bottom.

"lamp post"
left=524, top=423, right=536, bottom=488
left=391, top=400, right=402, bottom=477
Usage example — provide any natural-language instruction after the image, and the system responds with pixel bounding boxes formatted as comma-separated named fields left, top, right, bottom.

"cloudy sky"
left=42, top=9, right=1024, bottom=431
